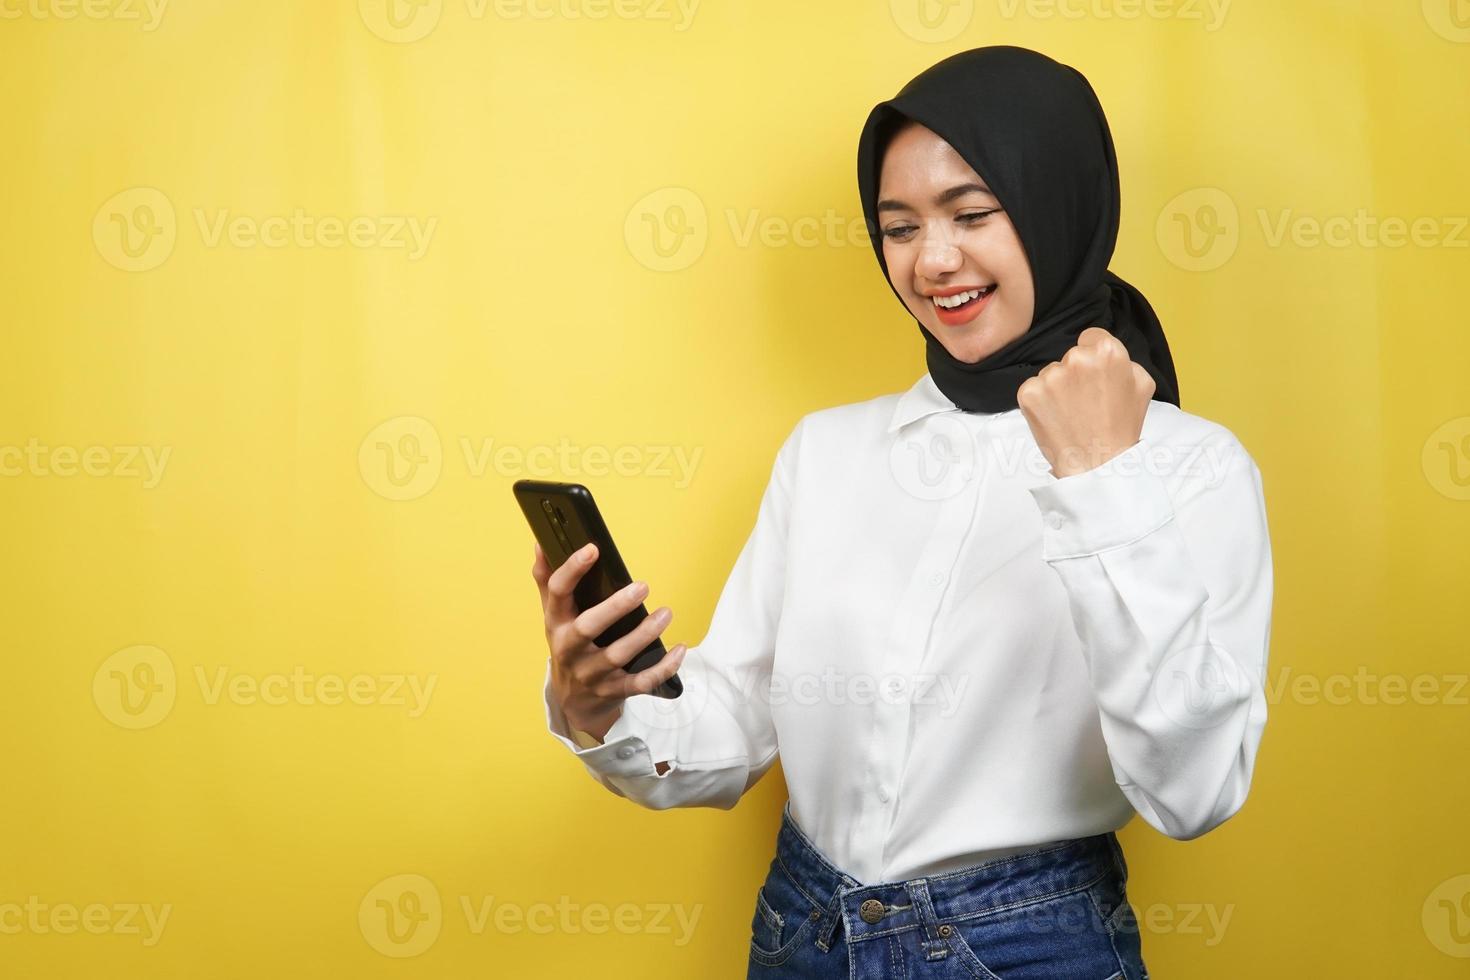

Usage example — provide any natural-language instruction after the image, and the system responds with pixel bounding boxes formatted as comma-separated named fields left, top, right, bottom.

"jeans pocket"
left=940, top=883, right=1128, bottom=980
left=751, top=887, right=784, bottom=952
left=748, top=863, right=821, bottom=968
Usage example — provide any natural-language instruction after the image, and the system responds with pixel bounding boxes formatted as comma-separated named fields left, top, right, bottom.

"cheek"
left=881, top=240, right=906, bottom=279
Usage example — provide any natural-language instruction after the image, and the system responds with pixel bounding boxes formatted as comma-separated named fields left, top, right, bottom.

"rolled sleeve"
left=1027, top=439, right=1177, bottom=559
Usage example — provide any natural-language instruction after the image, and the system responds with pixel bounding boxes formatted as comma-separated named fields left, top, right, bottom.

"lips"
left=931, top=285, right=997, bottom=326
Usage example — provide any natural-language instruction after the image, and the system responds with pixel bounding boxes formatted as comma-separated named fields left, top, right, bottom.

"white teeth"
left=933, top=287, right=992, bottom=309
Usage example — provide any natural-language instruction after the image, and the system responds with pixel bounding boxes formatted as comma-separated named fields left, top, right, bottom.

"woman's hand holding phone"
left=532, top=540, right=688, bottom=747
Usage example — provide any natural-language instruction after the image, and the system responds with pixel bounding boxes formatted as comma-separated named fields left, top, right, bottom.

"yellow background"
left=3, top=0, right=1468, bottom=975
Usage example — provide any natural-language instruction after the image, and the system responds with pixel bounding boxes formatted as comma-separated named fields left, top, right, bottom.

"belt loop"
left=907, top=879, right=951, bottom=962
left=814, top=887, right=845, bottom=953
left=1106, top=832, right=1129, bottom=885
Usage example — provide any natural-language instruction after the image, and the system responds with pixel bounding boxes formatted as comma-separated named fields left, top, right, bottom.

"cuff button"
left=1047, top=513, right=1064, bottom=529
left=616, top=746, right=635, bottom=760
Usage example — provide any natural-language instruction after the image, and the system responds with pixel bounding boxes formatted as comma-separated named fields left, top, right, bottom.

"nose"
left=913, top=220, right=963, bottom=280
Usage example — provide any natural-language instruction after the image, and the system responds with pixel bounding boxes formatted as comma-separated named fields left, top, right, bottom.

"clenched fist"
left=1017, top=326, right=1155, bottom=479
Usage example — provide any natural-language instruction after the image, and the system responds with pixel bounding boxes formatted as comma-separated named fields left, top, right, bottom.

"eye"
left=881, top=224, right=917, bottom=241
left=957, top=209, right=1001, bottom=225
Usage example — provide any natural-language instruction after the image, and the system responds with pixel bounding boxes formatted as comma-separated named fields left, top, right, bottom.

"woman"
left=533, top=45, right=1273, bottom=979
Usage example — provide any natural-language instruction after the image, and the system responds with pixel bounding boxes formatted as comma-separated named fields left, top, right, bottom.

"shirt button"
left=928, top=570, right=946, bottom=586
left=1047, top=513, right=1064, bottom=529
left=616, top=746, right=635, bottom=760
left=877, top=785, right=890, bottom=802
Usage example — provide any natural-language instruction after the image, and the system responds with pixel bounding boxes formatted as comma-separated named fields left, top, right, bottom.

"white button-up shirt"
left=544, top=371, right=1274, bottom=885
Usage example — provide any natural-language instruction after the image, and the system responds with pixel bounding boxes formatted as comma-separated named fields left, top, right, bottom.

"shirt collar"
left=887, top=373, right=1023, bottom=433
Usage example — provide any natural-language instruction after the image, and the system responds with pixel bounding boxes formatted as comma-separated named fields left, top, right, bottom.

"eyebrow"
left=876, top=182, right=996, bottom=213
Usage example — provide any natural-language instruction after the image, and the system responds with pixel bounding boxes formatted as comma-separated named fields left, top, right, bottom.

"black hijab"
left=856, top=45, right=1181, bottom=414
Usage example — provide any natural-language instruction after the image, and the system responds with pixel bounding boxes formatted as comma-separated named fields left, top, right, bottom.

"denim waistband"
left=773, top=801, right=1126, bottom=952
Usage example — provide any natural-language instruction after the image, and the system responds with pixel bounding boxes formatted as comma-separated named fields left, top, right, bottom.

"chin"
left=937, top=327, right=1007, bottom=365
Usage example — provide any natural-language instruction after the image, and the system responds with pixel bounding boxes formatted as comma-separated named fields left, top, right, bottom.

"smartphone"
left=514, top=479, right=682, bottom=699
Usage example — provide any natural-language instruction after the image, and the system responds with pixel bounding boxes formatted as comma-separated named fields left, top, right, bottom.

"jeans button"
left=859, top=899, right=886, bottom=924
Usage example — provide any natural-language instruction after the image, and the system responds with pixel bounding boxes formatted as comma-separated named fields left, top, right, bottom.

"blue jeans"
left=747, top=803, right=1149, bottom=979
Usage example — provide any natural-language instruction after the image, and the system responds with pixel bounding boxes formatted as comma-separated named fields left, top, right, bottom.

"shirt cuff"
left=542, top=659, right=664, bottom=778
left=1026, top=438, right=1176, bottom=560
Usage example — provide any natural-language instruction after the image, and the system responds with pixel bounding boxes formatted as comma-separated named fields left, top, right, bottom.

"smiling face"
left=877, top=120, right=1036, bottom=364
